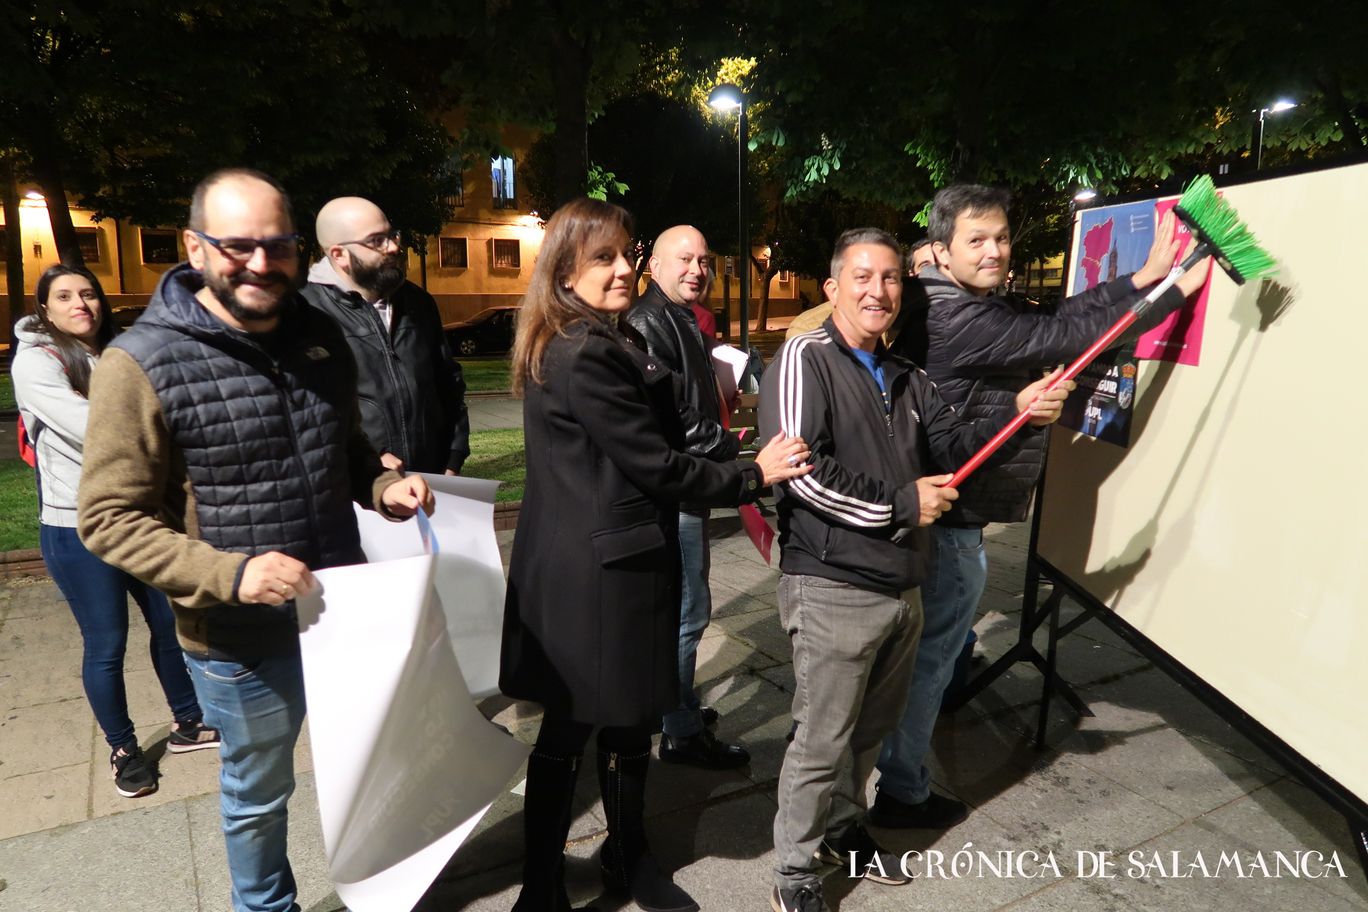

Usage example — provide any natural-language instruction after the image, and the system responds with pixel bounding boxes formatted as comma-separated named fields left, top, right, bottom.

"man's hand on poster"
left=382, top=475, right=436, bottom=518
left=1132, top=210, right=1214, bottom=298
left=1017, top=369, right=1077, bottom=427
left=1132, top=211, right=1184, bottom=288
left=239, top=551, right=319, bottom=606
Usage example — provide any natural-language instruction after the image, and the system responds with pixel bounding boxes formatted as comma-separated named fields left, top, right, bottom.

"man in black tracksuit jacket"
left=759, top=227, right=1071, bottom=912
left=871, top=184, right=1212, bottom=834
left=301, top=196, right=470, bottom=475
left=624, top=224, right=751, bottom=770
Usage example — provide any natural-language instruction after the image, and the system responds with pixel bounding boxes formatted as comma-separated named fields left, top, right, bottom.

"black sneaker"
left=168, top=719, right=221, bottom=754
left=816, top=822, right=911, bottom=885
left=770, top=883, right=828, bottom=912
left=658, top=729, right=749, bottom=770
left=110, top=744, right=158, bottom=798
left=868, top=790, right=969, bottom=830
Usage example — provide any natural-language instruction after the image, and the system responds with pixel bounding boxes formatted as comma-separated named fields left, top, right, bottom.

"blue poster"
left=1059, top=200, right=1153, bottom=447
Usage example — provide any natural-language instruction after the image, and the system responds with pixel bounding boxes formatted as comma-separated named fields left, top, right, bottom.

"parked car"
left=443, top=305, right=519, bottom=356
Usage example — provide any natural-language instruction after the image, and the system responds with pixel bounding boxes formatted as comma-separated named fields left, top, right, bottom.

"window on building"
left=491, top=155, right=516, bottom=209
left=1043, top=267, right=1061, bottom=279
left=778, top=269, right=792, bottom=284
left=444, top=172, right=464, bottom=211
left=490, top=238, right=521, bottom=270
left=439, top=237, right=469, bottom=269
left=724, top=256, right=735, bottom=277
left=76, top=227, right=101, bottom=264
left=140, top=228, right=180, bottom=264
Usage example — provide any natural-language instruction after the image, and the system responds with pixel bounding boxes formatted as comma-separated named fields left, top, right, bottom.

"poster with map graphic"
left=1059, top=201, right=1153, bottom=446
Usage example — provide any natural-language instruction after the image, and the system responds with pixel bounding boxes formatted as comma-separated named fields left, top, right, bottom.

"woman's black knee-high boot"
left=511, top=750, right=598, bottom=912
left=597, top=748, right=699, bottom=912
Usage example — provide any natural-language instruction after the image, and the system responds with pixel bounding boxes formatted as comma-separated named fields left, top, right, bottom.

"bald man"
left=301, top=197, right=469, bottom=475
left=623, top=225, right=750, bottom=769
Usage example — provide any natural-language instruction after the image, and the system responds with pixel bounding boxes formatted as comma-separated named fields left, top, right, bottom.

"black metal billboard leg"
left=1035, top=588, right=1064, bottom=749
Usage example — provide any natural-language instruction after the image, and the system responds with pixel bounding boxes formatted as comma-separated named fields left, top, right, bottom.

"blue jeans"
left=186, top=650, right=306, bottom=912
left=875, top=525, right=987, bottom=804
left=663, top=510, right=711, bottom=739
left=40, top=523, right=200, bottom=749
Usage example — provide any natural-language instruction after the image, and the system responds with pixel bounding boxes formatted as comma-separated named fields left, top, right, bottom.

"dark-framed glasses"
left=337, top=228, right=402, bottom=252
left=193, top=230, right=302, bottom=262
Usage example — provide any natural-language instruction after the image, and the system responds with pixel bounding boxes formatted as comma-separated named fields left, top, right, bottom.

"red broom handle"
left=945, top=239, right=1210, bottom=489
left=946, top=308, right=1140, bottom=488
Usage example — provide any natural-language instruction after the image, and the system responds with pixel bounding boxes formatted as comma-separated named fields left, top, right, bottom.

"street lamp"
left=1073, top=188, right=1098, bottom=203
left=1256, top=98, right=1297, bottom=170
left=709, top=82, right=750, bottom=352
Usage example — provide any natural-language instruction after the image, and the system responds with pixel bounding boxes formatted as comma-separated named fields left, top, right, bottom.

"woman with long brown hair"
left=501, top=198, right=809, bottom=912
left=13, top=265, right=217, bottom=800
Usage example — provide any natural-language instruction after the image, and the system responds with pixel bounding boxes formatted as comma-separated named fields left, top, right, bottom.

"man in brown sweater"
left=78, top=168, right=432, bottom=912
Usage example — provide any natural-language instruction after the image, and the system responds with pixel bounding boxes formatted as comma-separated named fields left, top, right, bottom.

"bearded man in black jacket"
left=623, top=224, right=751, bottom=770
left=870, top=184, right=1211, bottom=833
left=301, top=197, right=470, bottom=476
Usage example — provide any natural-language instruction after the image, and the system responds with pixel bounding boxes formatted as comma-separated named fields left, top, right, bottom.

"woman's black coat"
left=500, top=318, right=761, bottom=727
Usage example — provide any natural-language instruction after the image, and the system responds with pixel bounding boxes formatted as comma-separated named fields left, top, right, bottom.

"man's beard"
left=205, top=267, right=296, bottom=325
left=349, top=252, right=407, bottom=298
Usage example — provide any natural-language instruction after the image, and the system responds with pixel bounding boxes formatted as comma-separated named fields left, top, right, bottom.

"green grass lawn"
left=461, top=359, right=511, bottom=393
left=0, top=426, right=526, bottom=554
left=0, top=459, right=39, bottom=551
left=464, top=427, right=525, bottom=503
left=0, top=374, right=14, bottom=411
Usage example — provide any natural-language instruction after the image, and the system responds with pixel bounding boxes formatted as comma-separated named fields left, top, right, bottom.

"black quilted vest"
left=113, top=265, right=366, bottom=648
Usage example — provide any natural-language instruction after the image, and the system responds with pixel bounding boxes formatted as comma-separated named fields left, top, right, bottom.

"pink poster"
left=1133, top=198, right=1215, bottom=365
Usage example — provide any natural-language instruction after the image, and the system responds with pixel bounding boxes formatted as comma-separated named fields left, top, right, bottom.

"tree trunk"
left=547, top=16, right=589, bottom=207
left=750, top=254, right=779, bottom=332
left=2, top=158, right=26, bottom=354
left=1315, top=68, right=1365, bottom=149
left=27, top=118, right=85, bottom=268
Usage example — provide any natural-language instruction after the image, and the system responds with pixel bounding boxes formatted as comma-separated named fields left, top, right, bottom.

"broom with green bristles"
left=946, top=174, right=1279, bottom=487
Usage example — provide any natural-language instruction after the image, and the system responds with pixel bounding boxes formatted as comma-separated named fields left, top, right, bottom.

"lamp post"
left=1256, top=99, right=1297, bottom=170
left=709, top=82, right=749, bottom=352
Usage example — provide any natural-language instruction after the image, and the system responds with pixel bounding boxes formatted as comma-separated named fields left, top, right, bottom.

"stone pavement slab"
left=1, top=514, right=1364, bottom=911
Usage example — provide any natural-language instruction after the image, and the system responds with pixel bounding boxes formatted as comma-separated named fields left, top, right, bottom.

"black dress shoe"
left=658, top=729, right=749, bottom=769
left=868, top=790, right=969, bottom=830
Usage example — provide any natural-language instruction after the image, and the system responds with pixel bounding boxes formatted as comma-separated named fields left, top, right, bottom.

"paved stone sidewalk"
left=1, top=517, right=1363, bottom=911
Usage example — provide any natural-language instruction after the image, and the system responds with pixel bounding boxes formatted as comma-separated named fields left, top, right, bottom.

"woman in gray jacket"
left=13, top=265, right=217, bottom=798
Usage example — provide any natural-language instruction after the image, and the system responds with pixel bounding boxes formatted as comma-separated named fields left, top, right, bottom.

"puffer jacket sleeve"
left=940, top=282, right=1187, bottom=375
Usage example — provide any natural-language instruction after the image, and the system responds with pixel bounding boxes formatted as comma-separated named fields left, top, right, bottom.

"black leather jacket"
left=301, top=276, right=470, bottom=474
left=623, top=282, right=740, bottom=464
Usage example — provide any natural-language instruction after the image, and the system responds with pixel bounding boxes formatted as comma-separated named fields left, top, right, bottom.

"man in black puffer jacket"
left=871, top=184, right=1211, bottom=832
left=624, top=224, right=750, bottom=770
left=301, top=196, right=469, bottom=476
left=79, top=170, right=434, bottom=912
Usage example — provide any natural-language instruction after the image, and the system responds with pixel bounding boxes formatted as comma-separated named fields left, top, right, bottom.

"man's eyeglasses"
left=193, top=231, right=302, bottom=263
left=336, top=229, right=402, bottom=252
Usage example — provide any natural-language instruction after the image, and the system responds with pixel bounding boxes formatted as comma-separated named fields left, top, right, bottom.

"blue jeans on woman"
left=874, top=524, right=987, bottom=804
left=185, top=651, right=306, bottom=912
left=41, top=523, right=201, bottom=749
